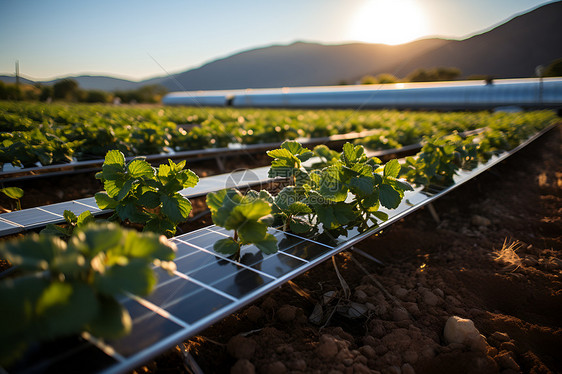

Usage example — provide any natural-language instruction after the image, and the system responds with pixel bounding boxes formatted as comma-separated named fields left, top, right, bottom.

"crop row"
left=0, top=115, right=556, bottom=368
left=1, top=101, right=557, bottom=170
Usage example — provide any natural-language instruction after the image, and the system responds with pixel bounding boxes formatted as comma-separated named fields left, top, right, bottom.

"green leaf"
left=372, top=211, right=389, bottom=222
left=315, top=202, right=356, bottom=229
left=144, top=218, right=177, bottom=237
left=86, top=296, right=132, bottom=339
left=287, top=201, right=312, bottom=215
left=94, top=258, right=156, bottom=297
left=36, top=282, right=99, bottom=340
left=115, top=178, right=135, bottom=201
left=100, top=150, right=125, bottom=180
left=319, top=165, right=348, bottom=202
left=349, top=176, right=375, bottom=197
left=40, top=223, right=70, bottom=238
left=206, top=189, right=228, bottom=213
left=138, top=190, right=161, bottom=209
left=383, top=159, right=401, bottom=179
left=76, top=223, right=124, bottom=256
left=115, top=202, right=150, bottom=224
left=254, top=233, right=278, bottom=255
left=127, top=158, right=154, bottom=179
left=238, top=220, right=268, bottom=243
left=379, top=184, right=401, bottom=209
left=289, top=218, right=313, bottom=234
left=161, top=193, right=192, bottom=223
left=214, top=237, right=240, bottom=255
left=95, top=192, right=118, bottom=210
left=63, top=210, right=78, bottom=224
left=76, top=210, right=95, bottom=227
left=1, top=187, right=24, bottom=199
left=0, top=234, right=63, bottom=271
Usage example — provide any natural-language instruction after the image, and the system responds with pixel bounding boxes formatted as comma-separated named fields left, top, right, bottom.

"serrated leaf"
left=115, top=203, right=150, bottom=224
left=1, top=187, right=24, bottom=199
left=379, top=184, right=401, bottom=209
left=63, top=210, right=77, bottom=224
left=289, top=218, right=313, bottom=233
left=315, top=202, right=356, bottom=229
left=127, top=159, right=154, bottom=179
left=76, top=223, right=123, bottom=256
left=319, top=165, right=348, bottom=202
left=349, top=176, right=375, bottom=196
left=76, top=211, right=95, bottom=227
left=161, top=193, right=192, bottom=223
left=214, top=237, right=240, bottom=255
left=254, top=233, right=278, bottom=255
left=287, top=201, right=312, bottom=215
left=0, top=235, right=63, bottom=270
left=138, top=190, right=161, bottom=209
left=40, top=223, right=70, bottom=238
left=95, top=192, right=118, bottom=210
left=115, top=178, right=135, bottom=201
left=144, top=218, right=177, bottom=237
left=383, top=159, right=401, bottom=179
left=238, top=220, right=268, bottom=243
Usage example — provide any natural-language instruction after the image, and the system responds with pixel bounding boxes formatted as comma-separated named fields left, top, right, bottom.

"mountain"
left=150, top=39, right=449, bottom=91
left=392, top=1, right=562, bottom=78
left=1, top=1, right=560, bottom=92
left=0, top=75, right=141, bottom=91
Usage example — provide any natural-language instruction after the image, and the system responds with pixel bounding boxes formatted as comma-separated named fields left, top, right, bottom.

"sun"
left=348, top=0, right=428, bottom=45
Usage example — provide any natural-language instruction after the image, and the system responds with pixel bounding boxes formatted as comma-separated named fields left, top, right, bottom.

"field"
left=0, top=102, right=561, bottom=374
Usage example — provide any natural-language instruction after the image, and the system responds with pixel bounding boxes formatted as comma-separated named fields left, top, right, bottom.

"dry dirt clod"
left=227, top=335, right=257, bottom=360
left=231, top=359, right=255, bottom=374
left=316, top=334, right=339, bottom=359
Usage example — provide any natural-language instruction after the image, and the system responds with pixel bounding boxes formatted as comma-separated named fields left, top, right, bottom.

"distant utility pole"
left=15, top=60, right=20, bottom=87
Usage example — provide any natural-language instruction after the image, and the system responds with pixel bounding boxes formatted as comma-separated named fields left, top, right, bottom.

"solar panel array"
left=2, top=125, right=555, bottom=374
left=0, top=167, right=273, bottom=237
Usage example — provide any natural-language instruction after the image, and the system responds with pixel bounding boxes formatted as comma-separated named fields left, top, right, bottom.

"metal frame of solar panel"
left=3, top=124, right=556, bottom=374
left=0, top=166, right=274, bottom=237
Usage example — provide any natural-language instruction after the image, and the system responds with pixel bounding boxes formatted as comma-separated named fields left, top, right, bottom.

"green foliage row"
left=207, top=141, right=412, bottom=258
left=0, top=223, right=177, bottom=367
left=1, top=100, right=557, bottom=170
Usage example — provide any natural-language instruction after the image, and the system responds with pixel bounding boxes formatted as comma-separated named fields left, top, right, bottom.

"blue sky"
left=0, top=0, right=556, bottom=81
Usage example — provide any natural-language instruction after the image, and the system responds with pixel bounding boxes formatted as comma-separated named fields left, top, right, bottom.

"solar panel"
left=2, top=124, right=556, bottom=373
left=0, top=167, right=274, bottom=238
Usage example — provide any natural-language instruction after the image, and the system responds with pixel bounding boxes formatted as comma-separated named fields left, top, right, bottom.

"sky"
left=0, top=0, right=557, bottom=82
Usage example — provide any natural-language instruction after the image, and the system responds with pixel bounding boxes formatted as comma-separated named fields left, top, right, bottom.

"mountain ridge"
left=2, top=1, right=560, bottom=91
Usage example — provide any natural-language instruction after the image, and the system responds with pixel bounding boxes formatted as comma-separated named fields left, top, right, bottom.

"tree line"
left=0, top=78, right=167, bottom=104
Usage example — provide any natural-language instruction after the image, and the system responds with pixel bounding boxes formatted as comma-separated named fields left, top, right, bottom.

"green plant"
left=0, top=222, right=176, bottom=367
left=41, top=210, right=95, bottom=239
left=206, top=188, right=277, bottom=261
left=267, top=141, right=412, bottom=235
left=0, top=186, right=24, bottom=210
left=95, top=150, right=199, bottom=237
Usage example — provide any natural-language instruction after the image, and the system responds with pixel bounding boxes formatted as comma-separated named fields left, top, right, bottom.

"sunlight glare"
left=348, top=0, right=428, bottom=45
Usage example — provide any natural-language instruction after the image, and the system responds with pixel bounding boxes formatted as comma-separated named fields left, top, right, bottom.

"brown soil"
left=142, top=125, right=562, bottom=374
left=1, top=126, right=561, bottom=374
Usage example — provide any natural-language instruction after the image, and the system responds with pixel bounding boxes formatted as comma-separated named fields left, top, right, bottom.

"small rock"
left=382, top=365, right=401, bottom=374
left=289, top=359, right=306, bottom=371
left=263, top=361, right=287, bottom=374
left=402, top=350, right=418, bottom=364
left=444, top=316, right=483, bottom=347
left=277, top=304, right=297, bottom=322
left=393, top=286, right=409, bottom=299
left=433, top=288, right=444, bottom=298
left=317, top=334, right=339, bottom=358
left=231, top=359, right=255, bottom=374
left=352, top=363, right=372, bottom=374
left=359, top=345, right=377, bottom=359
left=490, top=331, right=510, bottom=342
left=422, top=290, right=440, bottom=306
left=227, top=335, right=256, bottom=360
left=392, top=307, right=410, bottom=321
left=244, top=305, right=263, bottom=322
left=495, top=350, right=520, bottom=371
left=401, top=363, right=415, bottom=374
left=500, top=341, right=516, bottom=352
left=261, top=296, right=277, bottom=309
left=471, top=215, right=491, bottom=226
